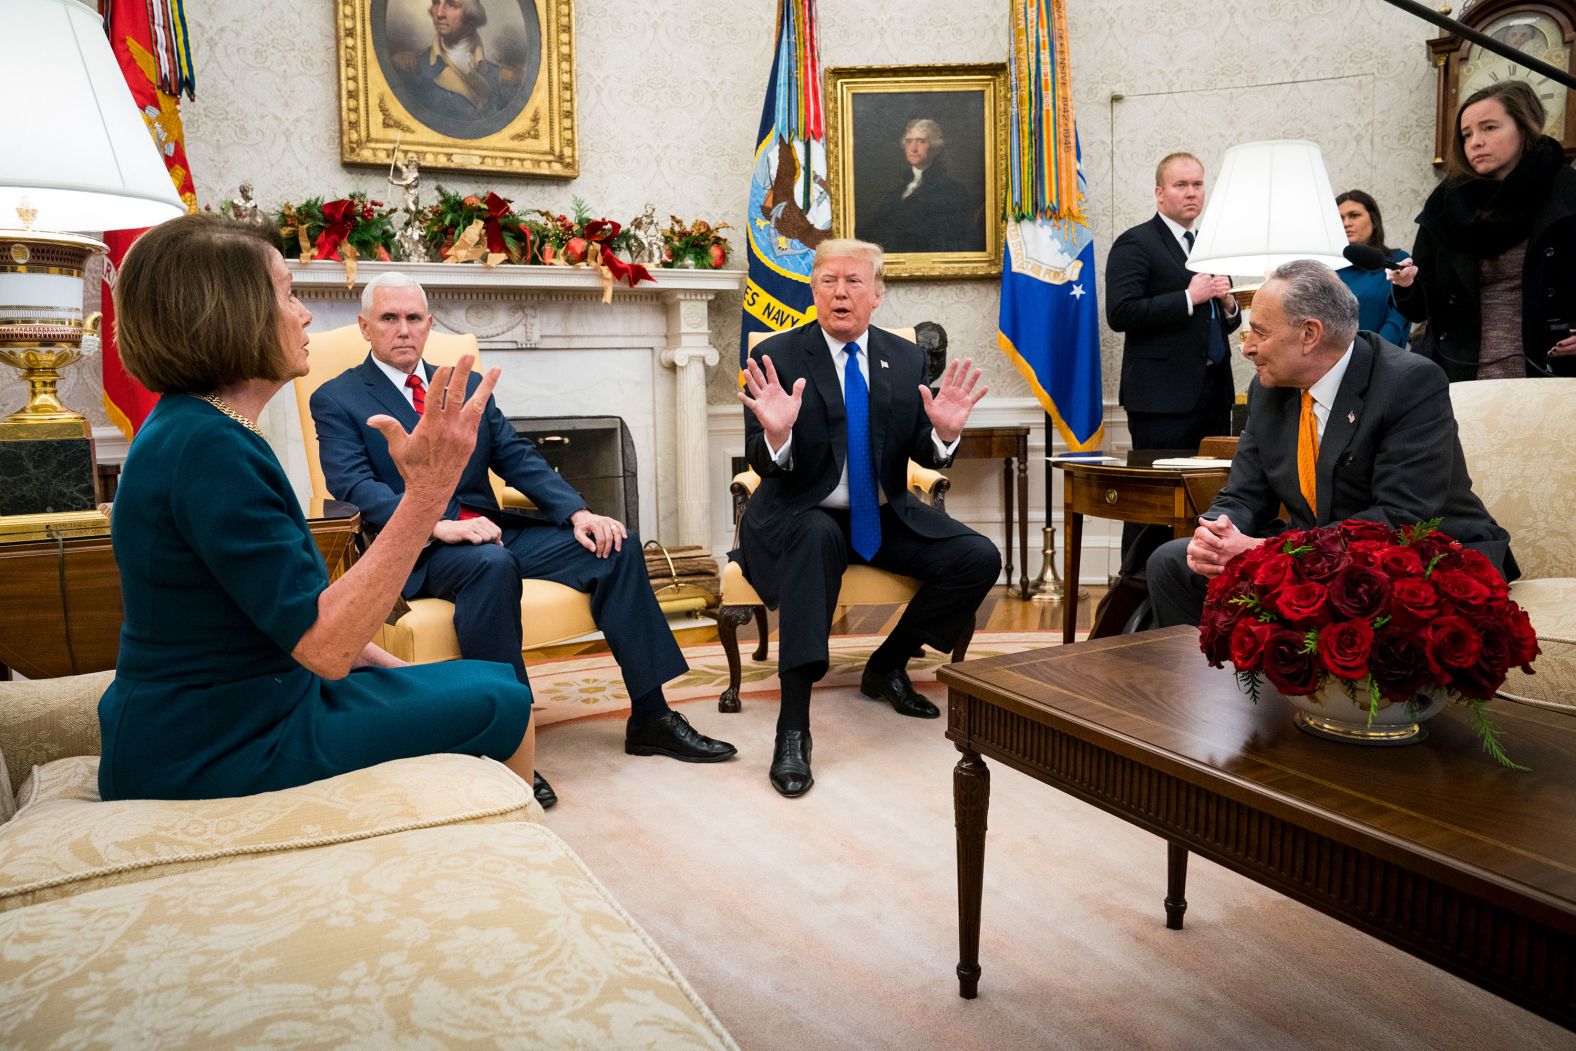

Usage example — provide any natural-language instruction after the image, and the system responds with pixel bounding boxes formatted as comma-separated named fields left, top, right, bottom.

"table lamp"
left=0, top=0, right=185, bottom=516
left=1184, top=139, right=1348, bottom=312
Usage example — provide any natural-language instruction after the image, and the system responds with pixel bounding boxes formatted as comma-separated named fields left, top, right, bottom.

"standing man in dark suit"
left=1147, top=260, right=1515, bottom=627
left=736, top=239, right=999, bottom=798
left=1106, top=151, right=1241, bottom=562
left=311, top=273, right=736, bottom=808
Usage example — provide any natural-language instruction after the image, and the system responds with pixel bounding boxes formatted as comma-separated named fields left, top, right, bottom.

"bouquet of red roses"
left=1200, top=518, right=1538, bottom=767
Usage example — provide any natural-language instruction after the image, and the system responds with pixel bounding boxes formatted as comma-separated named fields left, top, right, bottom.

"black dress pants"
left=772, top=504, right=1001, bottom=681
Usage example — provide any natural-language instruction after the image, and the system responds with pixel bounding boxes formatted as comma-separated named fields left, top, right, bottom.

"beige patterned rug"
left=527, top=631, right=1058, bottom=727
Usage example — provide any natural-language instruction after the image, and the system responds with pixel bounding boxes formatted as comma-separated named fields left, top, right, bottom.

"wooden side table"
left=0, top=500, right=360, bottom=680
left=1052, top=459, right=1230, bottom=642
left=954, top=426, right=1030, bottom=599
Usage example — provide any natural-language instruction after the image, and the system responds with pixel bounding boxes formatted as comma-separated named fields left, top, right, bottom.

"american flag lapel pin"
left=1347, top=410, right=1356, bottom=424
left=880, top=360, right=889, bottom=368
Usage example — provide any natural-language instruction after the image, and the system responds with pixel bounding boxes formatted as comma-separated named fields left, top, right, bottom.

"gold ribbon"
left=443, top=219, right=507, bottom=267
left=340, top=242, right=358, bottom=288
left=296, top=222, right=316, bottom=263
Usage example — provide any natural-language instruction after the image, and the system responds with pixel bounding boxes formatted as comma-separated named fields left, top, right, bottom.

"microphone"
left=1342, top=243, right=1403, bottom=271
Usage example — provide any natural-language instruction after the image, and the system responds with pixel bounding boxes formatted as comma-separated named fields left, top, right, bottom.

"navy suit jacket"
left=735, top=322, right=971, bottom=607
left=310, top=355, right=586, bottom=595
left=1207, top=332, right=1515, bottom=576
left=1106, top=213, right=1240, bottom=414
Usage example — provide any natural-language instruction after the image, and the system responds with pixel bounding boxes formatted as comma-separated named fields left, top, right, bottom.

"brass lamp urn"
left=0, top=229, right=103, bottom=440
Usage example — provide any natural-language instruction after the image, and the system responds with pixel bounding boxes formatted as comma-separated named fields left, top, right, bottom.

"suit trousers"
left=773, top=504, right=1001, bottom=682
left=419, top=526, right=686, bottom=697
left=1145, top=536, right=1210, bottom=628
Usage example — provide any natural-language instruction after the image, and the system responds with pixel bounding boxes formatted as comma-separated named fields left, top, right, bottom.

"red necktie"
left=405, top=371, right=425, bottom=414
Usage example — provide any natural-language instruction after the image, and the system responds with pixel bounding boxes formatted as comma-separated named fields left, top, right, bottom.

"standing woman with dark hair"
left=100, top=213, right=535, bottom=801
left=1392, top=79, right=1576, bottom=380
left=1334, top=190, right=1409, bottom=348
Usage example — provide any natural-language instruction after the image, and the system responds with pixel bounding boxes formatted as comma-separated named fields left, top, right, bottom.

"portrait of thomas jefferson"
left=850, top=93, right=988, bottom=256
left=378, top=0, right=541, bottom=140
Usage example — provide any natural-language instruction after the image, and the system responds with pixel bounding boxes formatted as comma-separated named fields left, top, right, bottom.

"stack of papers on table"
left=1048, top=452, right=1122, bottom=464
left=1149, top=456, right=1233, bottom=469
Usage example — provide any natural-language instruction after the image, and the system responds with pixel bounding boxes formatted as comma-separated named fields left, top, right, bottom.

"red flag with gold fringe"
left=100, top=0, right=198, bottom=439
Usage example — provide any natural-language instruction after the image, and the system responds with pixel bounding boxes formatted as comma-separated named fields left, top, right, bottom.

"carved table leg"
left=955, top=749, right=991, bottom=998
left=1165, top=840, right=1189, bottom=930
left=715, top=605, right=753, bottom=713
left=751, top=605, right=769, bottom=661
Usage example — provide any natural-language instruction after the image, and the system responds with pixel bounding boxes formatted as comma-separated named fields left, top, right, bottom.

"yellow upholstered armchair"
left=710, top=326, right=972, bottom=712
left=292, top=324, right=596, bottom=664
left=1448, top=377, right=1576, bottom=638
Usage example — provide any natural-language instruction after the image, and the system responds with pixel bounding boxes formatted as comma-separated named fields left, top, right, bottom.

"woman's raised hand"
left=367, top=355, right=500, bottom=503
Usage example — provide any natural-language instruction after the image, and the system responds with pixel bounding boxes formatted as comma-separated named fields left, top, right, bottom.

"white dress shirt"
left=371, top=355, right=427, bottom=407
left=1159, top=212, right=1237, bottom=321
left=766, top=328, right=961, bottom=509
left=1304, top=343, right=1355, bottom=443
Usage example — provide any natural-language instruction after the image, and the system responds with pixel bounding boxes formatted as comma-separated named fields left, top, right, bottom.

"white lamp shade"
left=1185, top=140, right=1349, bottom=278
left=0, top=0, right=186, bottom=233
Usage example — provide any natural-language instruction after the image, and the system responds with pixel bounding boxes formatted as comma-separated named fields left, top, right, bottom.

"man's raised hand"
left=918, top=357, right=987, bottom=444
left=739, top=354, right=805, bottom=449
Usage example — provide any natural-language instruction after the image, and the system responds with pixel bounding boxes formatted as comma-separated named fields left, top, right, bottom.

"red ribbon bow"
left=582, top=218, right=652, bottom=288
left=314, top=199, right=357, bottom=262
left=483, top=192, right=513, bottom=257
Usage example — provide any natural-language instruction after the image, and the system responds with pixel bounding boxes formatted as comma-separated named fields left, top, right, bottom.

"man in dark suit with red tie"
left=1146, top=260, right=1515, bottom=627
left=735, top=239, right=999, bottom=797
left=311, top=273, right=736, bottom=809
left=1106, top=151, right=1242, bottom=563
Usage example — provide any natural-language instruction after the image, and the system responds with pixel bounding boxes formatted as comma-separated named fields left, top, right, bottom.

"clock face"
left=1457, top=12, right=1569, bottom=135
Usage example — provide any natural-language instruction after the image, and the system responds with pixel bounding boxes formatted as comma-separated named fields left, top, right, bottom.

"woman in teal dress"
left=1334, top=190, right=1409, bottom=348
left=99, top=214, right=534, bottom=800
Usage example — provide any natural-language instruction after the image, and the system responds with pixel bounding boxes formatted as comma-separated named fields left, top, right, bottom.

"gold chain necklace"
left=193, top=393, right=265, bottom=437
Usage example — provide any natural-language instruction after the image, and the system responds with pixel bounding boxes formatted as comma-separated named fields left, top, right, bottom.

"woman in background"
left=1392, top=80, right=1576, bottom=380
left=1335, top=190, right=1409, bottom=348
left=100, top=213, right=534, bottom=801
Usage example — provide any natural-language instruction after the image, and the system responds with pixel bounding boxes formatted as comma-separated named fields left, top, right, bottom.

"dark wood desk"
left=0, top=500, right=360, bottom=680
left=955, top=426, right=1030, bottom=599
left=1053, top=456, right=1230, bottom=642
left=939, top=629, right=1576, bottom=1030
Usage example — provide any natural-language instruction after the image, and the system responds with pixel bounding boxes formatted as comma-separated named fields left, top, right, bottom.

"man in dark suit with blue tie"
left=736, top=239, right=999, bottom=797
left=311, top=273, right=736, bottom=808
left=1147, top=260, right=1515, bottom=627
left=1106, top=151, right=1242, bottom=562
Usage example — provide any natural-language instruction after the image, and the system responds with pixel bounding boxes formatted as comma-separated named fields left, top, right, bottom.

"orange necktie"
left=1297, top=390, right=1319, bottom=516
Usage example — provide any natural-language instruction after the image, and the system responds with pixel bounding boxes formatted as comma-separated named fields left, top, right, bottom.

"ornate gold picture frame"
left=337, top=0, right=577, bottom=178
left=826, top=63, right=1007, bottom=280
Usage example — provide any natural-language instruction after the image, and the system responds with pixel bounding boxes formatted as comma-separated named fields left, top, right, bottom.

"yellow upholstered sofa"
left=1448, top=377, right=1576, bottom=638
left=0, top=672, right=736, bottom=1050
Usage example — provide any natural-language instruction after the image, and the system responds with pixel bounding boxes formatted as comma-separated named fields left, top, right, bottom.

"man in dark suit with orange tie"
left=1147, top=260, right=1515, bottom=627
left=1106, top=151, right=1241, bottom=562
left=735, top=239, right=999, bottom=798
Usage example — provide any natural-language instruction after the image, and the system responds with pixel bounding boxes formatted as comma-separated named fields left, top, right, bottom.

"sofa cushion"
left=0, top=752, right=540, bottom=913
left=1511, top=578, right=1576, bottom=639
left=0, top=822, right=738, bottom=1050
left=0, top=670, right=111, bottom=799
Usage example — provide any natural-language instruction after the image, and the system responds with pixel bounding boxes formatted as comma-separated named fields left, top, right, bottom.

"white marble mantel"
left=269, top=261, right=742, bottom=548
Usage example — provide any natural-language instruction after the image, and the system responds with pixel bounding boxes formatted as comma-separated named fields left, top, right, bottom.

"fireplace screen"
left=508, top=416, right=639, bottom=535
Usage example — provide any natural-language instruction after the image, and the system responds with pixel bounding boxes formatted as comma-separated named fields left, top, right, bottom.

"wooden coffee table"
left=939, top=628, right=1576, bottom=1030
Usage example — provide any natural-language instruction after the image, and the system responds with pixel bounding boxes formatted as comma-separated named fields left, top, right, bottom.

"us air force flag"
left=740, top=0, right=830, bottom=369
left=998, top=201, right=1104, bottom=451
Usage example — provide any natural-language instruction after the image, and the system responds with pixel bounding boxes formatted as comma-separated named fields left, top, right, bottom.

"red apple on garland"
left=709, top=244, right=727, bottom=268
left=563, top=237, right=590, bottom=263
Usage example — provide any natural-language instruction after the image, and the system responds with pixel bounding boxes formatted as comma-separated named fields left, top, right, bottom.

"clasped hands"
left=738, top=353, right=988, bottom=449
left=1186, top=273, right=1236, bottom=312
left=1184, top=514, right=1259, bottom=579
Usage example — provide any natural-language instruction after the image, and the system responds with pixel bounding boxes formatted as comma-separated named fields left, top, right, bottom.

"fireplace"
left=509, top=415, right=639, bottom=534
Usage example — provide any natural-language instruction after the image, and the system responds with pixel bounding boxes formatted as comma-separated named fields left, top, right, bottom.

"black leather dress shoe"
left=769, top=730, right=813, bottom=797
left=532, top=771, right=558, bottom=810
left=624, top=710, right=738, bottom=762
left=860, top=665, right=941, bottom=719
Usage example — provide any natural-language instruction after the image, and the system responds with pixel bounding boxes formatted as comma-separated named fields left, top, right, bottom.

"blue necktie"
left=843, top=343, right=881, bottom=560
left=1185, top=230, right=1229, bottom=365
